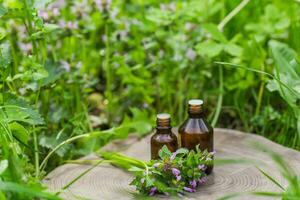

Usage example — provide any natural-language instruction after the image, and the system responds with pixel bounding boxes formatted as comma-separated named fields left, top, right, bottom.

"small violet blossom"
left=95, top=0, right=111, bottom=12
left=186, top=48, right=197, bottom=61
left=198, top=176, right=207, bottom=185
left=198, top=164, right=206, bottom=171
left=149, top=187, right=157, bottom=196
left=52, top=8, right=60, bottom=17
left=183, top=186, right=196, bottom=193
left=67, top=21, right=78, bottom=30
left=171, top=168, right=180, bottom=177
left=58, top=20, right=66, bottom=28
left=189, top=180, right=197, bottom=189
left=170, top=152, right=177, bottom=160
left=38, top=10, right=49, bottom=21
left=61, top=61, right=70, bottom=71
left=171, top=168, right=181, bottom=181
left=211, top=150, right=216, bottom=155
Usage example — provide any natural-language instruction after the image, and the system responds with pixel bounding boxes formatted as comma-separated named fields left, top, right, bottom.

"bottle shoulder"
left=179, top=118, right=213, bottom=134
left=151, top=132, right=177, bottom=142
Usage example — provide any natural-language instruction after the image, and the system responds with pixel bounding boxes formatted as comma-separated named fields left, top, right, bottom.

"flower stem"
left=218, top=0, right=251, bottom=31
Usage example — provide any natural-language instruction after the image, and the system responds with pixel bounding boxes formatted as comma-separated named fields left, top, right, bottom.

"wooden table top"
left=44, top=128, right=300, bottom=200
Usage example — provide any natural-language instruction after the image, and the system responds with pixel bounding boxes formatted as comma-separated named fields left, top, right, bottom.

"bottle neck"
left=156, top=116, right=172, bottom=134
left=156, top=127, right=172, bottom=134
left=188, top=112, right=204, bottom=118
left=188, top=104, right=204, bottom=118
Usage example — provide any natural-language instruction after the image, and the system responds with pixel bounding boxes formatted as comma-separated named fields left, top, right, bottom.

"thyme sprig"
left=100, top=145, right=214, bottom=196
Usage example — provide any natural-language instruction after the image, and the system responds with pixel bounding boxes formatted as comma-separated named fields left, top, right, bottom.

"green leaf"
left=39, top=60, right=64, bottom=87
left=196, top=41, right=223, bottom=58
left=34, top=0, right=52, bottom=9
left=0, top=4, right=7, bottom=17
left=123, top=108, right=152, bottom=136
left=0, top=43, right=11, bottom=69
left=9, top=122, right=29, bottom=145
left=128, top=166, right=144, bottom=172
left=145, top=176, right=154, bottom=187
left=224, top=43, right=243, bottom=57
left=175, top=148, right=189, bottom=155
left=0, top=28, right=6, bottom=41
left=0, top=160, right=8, bottom=175
left=0, top=93, right=45, bottom=125
left=0, top=191, right=6, bottom=200
left=158, top=145, right=172, bottom=159
left=269, top=40, right=299, bottom=79
left=39, top=133, right=70, bottom=157
left=267, top=40, right=300, bottom=104
left=202, top=23, right=227, bottom=43
left=146, top=8, right=174, bottom=26
left=256, top=167, right=285, bottom=190
left=0, top=181, right=61, bottom=200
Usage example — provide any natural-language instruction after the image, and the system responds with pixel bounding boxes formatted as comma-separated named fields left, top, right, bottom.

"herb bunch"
left=100, top=145, right=214, bottom=196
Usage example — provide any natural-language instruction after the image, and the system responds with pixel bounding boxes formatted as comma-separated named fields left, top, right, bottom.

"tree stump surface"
left=44, top=128, right=300, bottom=200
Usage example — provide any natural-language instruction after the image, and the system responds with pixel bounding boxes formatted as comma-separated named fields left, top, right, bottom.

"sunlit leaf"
left=0, top=160, right=8, bottom=175
left=202, top=23, right=227, bottom=43
left=0, top=93, right=44, bottom=125
left=9, top=122, right=29, bottom=145
left=196, top=41, right=223, bottom=57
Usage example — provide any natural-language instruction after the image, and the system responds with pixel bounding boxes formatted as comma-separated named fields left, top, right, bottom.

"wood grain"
left=44, top=128, right=300, bottom=200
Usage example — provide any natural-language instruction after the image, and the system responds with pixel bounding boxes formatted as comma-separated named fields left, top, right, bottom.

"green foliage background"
left=0, top=0, right=300, bottom=199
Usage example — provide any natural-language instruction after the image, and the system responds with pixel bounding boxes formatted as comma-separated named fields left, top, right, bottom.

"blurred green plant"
left=1, top=0, right=300, bottom=198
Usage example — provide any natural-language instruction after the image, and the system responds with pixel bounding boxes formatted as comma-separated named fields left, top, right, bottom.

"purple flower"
left=198, top=164, right=206, bottom=171
left=170, top=152, right=177, bottom=160
left=38, top=10, right=49, bottom=21
left=58, top=20, right=66, bottom=28
left=95, top=0, right=111, bottom=12
left=101, top=35, right=107, bottom=42
left=140, top=178, right=145, bottom=184
left=18, top=42, right=32, bottom=54
left=171, top=168, right=180, bottom=177
left=60, top=61, right=70, bottom=71
left=149, top=187, right=157, bottom=196
left=171, top=168, right=181, bottom=181
left=183, top=187, right=196, bottom=193
left=52, top=8, right=60, bottom=16
left=198, top=176, right=207, bottom=185
left=67, top=21, right=78, bottom=30
left=189, top=180, right=197, bottom=189
left=186, top=48, right=196, bottom=61
left=48, top=0, right=65, bottom=10
left=163, top=163, right=171, bottom=171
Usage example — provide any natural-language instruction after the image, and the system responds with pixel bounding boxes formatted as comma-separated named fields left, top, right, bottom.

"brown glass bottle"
left=179, top=99, right=214, bottom=174
left=151, top=113, right=178, bottom=160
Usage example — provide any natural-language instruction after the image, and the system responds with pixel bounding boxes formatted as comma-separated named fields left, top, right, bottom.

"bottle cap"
left=188, top=99, right=203, bottom=114
left=188, top=99, right=204, bottom=106
left=156, top=113, right=171, bottom=127
left=156, top=113, right=170, bottom=120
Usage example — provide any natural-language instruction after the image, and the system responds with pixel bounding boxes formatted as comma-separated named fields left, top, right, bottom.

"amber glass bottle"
left=179, top=99, right=214, bottom=174
left=151, top=113, right=178, bottom=160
